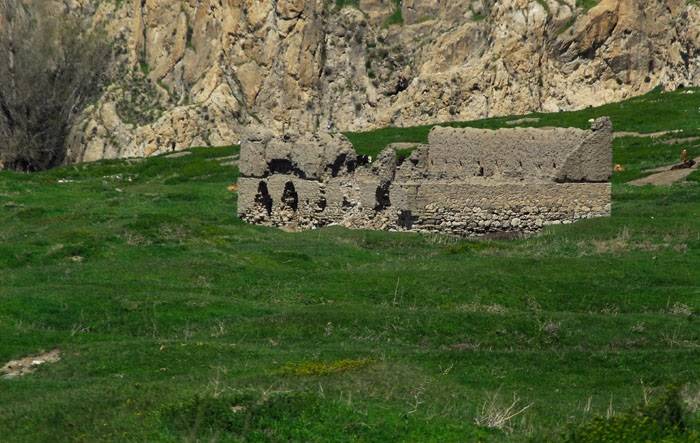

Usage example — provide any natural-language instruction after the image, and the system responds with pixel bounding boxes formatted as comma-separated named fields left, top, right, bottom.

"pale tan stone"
left=45, top=0, right=700, bottom=163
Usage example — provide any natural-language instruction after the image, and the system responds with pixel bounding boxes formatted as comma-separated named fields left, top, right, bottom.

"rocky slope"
left=57, top=0, right=700, bottom=163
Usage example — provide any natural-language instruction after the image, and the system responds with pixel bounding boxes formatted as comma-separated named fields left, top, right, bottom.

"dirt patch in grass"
left=629, top=158, right=700, bottom=186
left=280, top=358, right=373, bottom=376
left=614, top=129, right=683, bottom=139
left=457, top=302, right=508, bottom=315
left=163, top=151, right=192, bottom=159
left=1, top=349, right=61, bottom=379
left=662, top=136, right=700, bottom=145
left=506, top=117, right=540, bottom=126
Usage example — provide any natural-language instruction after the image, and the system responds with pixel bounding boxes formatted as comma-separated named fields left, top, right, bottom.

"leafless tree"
left=0, top=0, right=113, bottom=171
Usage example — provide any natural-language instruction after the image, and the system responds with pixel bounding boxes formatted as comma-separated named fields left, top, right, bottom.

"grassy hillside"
left=346, top=87, right=700, bottom=183
left=1, top=89, right=700, bottom=442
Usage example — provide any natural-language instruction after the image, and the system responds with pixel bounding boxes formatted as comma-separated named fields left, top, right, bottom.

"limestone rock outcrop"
left=32, top=0, right=699, bottom=162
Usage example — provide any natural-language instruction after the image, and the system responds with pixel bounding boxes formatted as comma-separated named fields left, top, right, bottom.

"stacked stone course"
left=237, top=118, right=612, bottom=236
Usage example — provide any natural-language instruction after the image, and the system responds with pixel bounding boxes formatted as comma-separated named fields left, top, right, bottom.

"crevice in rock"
left=388, top=76, right=409, bottom=96
left=342, top=197, right=355, bottom=210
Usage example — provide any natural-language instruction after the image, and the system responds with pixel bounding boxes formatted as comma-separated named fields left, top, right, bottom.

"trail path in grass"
left=613, top=131, right=700, bottom=145
left=613, top=130, right=681, bottom=138
left=661, top=136, right=700, bottom=145
left=629, top=157, right=700, bottom=186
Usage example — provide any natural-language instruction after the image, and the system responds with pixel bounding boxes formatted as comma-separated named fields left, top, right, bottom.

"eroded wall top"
left=239, top=131, right=360, bottom=181
left=404, top=117, right=612, bottom=182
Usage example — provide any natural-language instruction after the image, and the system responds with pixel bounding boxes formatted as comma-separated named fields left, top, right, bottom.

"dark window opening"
left=398, top=210, right=416, bottom=229
left=316, top=196, right=327, bottom=211
left=374, top=182, right=392, bottom=211
left=346, top=159, right=358, bottom=174
left=328, top=154, right=348, bottom=177
left=357, top=155, right=370, bottom=167
left=282, top=181, right=299, bottom=211
left=255, top=181, right=273, bottom=215
left=267, top=159, right=307, bottom=179
left=477, top=167, right=484, bottom=177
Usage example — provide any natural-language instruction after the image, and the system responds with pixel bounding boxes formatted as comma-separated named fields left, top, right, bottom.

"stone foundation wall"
left=237, top=119, right=613, bottom=237
left=391, top=182, right=611, bottom=236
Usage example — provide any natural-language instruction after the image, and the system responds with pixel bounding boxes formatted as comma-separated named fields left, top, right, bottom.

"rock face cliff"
left=57, top=0, right=700, bottom=163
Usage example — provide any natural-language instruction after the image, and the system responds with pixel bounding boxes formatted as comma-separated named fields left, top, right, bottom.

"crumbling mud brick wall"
left=237, top=118, right=612, bottom=236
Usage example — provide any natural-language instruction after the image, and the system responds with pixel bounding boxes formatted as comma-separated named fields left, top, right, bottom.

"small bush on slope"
left=564, top=386, right=700, bottom=442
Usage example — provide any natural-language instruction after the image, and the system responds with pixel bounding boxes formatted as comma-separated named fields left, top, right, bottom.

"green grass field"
left=1, top=88, right=700, bottom=442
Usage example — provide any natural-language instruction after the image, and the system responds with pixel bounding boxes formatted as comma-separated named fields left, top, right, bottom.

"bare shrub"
left=631, top=322, right=646, bottom=333
left=681, top=384, right=700, bottom=413
left=590, top=227, right=630, bottom=254
left=474, top=392, right=533, bottom=432
left=540, top=319, right=561, bottom=338
left=668, top=302, right=693, bottom=317
left=0, top=0, right=113, bottom=171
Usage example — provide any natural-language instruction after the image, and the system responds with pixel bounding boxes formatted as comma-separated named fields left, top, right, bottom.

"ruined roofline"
left=419, top=117, right=613, bottom=183
left=239, top=130, right=362, bottom=181
left=240, top=117, right=612, bottom=183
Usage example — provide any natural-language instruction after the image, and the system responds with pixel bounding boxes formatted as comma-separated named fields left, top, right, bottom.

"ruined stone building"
left=237, top=118, right=612, bottom=236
